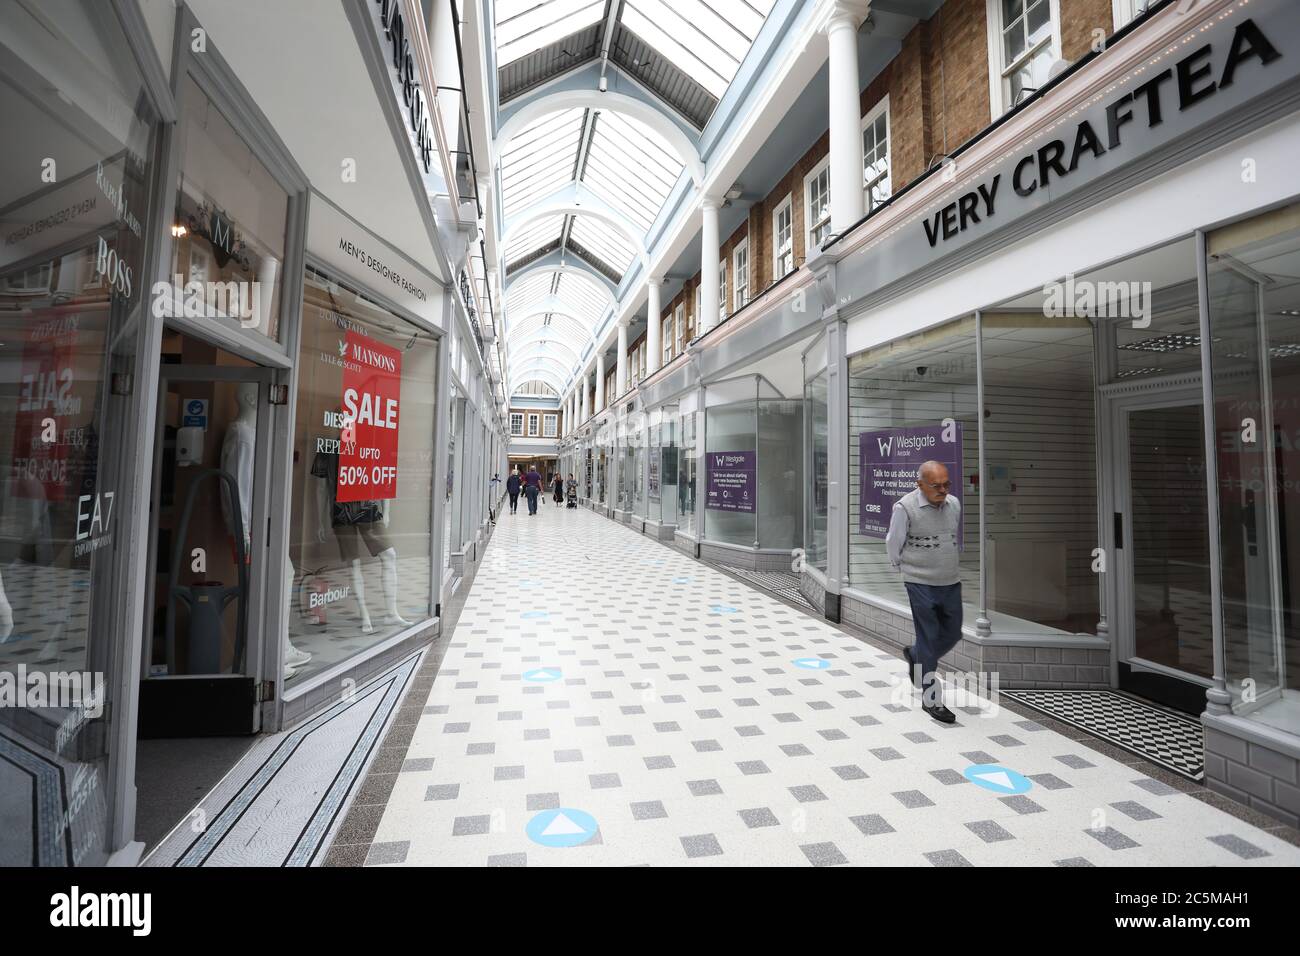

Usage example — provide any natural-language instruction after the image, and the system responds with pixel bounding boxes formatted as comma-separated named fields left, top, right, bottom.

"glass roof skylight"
left=569, top=216, right=636, bottom=274
left=619, top=0, right=776, bottom=98
left=500, top=109, right=584, bottom=220
left=504, top=213, right=565, bottom=265
left=495, top=0, right=606, bottom=67
left=582, top=111, right=683, bottom=233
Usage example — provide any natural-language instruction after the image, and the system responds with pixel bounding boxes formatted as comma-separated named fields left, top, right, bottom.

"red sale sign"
left=337, top=330, right=401, bottom=502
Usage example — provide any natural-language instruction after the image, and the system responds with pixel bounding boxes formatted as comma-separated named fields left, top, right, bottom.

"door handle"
left=1114, top=512, right=1123, bottom=549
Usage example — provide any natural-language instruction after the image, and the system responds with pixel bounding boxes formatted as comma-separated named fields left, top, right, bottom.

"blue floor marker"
left=673, top=577, right=692, bottom=584
left=523, top=667, right=562, bottom=682
left=792, top=657, right=831, bottom=670
left=963, top=764, right=1033, bottom=794
left=526, top=808, right=599, bottom=847
left=521, top=610, right=549, bottom=619
left=710, top=604, right=738, bottom=614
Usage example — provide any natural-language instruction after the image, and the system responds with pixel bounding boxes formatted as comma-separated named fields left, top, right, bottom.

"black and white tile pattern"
left=369, top=508, right=1298, bottom=866
left=1003, top=690, right=1205, bottom=781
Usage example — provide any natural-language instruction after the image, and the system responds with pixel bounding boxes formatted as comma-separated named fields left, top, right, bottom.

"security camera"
left=916, top=366, right=928, bottom=377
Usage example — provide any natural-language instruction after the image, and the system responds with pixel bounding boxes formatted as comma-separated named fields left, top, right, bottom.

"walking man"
left=523, top=465, right=542, bottom=515
left=887, top=460, right=961, bottom=724
left=506, top=470, right=521, bottom=514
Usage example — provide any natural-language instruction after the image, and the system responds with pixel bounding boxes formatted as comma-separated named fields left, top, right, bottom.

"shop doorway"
left=138, top=339, right=275, bottom=738
left=1111, top=385, right=1215, bottom=713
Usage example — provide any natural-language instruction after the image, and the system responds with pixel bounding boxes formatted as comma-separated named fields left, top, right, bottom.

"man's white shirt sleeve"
left=885, top=502, right=908, bottom=570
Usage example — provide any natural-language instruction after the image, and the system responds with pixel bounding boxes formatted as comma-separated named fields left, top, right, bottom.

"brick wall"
left=925, top=0, right=993, bottom=157
left=1060, top=0, right=1116, bottom=62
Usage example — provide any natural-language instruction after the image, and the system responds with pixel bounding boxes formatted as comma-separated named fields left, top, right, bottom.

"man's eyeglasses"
left=923, top=480, right=951, bottom=490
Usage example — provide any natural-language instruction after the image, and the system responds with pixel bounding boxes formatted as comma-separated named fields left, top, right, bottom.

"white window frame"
left=772, top=194, right=793, bottom=279
left=543, top=413, right=557, bottom=438
left=527, top=413, right=539, bottom=437
left=1110, top=0, right=1146, bottom=29
left=510, top=412, right=524, bottom=436
left=733, top=239, right=749, bottom=311
left=662, top=314, right=675, bottom=364
left=804, top=157, right=831, bottom=252
left=718, top=256, right=728, bottom=322
left=985, top=0, right=1063, bottom=118
left=675, top=303, right=686, bottom=353
left=861, top=95, right=892, bottom=214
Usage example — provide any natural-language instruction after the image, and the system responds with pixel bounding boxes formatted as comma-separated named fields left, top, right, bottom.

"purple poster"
left=858, top=423, right=962, bottom=539
left=706, top=450, right=755, bottom=513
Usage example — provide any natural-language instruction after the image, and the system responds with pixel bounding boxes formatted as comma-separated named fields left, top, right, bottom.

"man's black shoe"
left=923, top=701, right=957, bottom=724
left=902, top=646, right=920, bottom=689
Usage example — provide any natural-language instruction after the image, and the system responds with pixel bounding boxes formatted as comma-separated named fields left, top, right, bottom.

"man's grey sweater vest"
left=897, top=489, right=960, bottom=585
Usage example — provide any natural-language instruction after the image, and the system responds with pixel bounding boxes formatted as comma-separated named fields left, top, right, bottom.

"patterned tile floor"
left=367, top=507, right=1300, bottom=867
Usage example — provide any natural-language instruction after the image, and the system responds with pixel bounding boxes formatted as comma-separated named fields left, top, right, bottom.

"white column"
left=581, top=373, right=589, bottom=421
left=827, top=3, right=867, bottom=233
left=646, top=277, right=662, bottom=374
left=616, top=319, right=629, bottom=397
left=595, top=353, right=605, bottom=412
left=699, top=199, right=721, bottom=336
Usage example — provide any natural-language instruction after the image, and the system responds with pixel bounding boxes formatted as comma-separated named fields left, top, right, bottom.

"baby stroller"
left=566, top=481, right=578, bottom=509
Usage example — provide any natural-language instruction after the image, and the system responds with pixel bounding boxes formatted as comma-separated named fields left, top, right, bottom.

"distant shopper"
left=553, top=474, right=564, bottom=504
left=506, top=470, right=521, bottom=514
left=524, top=466, right=542, bottom=515
left=887, top=460, right=961, bottom=725
left=566, top=473, right=578, bottom=509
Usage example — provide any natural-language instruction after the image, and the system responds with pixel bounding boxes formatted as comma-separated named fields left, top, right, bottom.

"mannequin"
left=221, top=382, right=311, bottom=672
left=0, top=570, right=12, bottom=641
left=312, top=428, right=410, bottom=635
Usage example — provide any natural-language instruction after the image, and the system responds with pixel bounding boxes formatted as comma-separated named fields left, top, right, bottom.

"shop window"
left=705, top=403, right=758, bottom=547
left=662, top=314, right=675, bottom=364
left=1111, top=0, right=1151, bottom=28
left=1207, top=202, right=1300, bottom=723
left=805, top=159, right=831, bottom=250
left=675, top=303, right=686, bottom=354
left=543, top=414, right=557, bottom=438
left=734, top=240, right=750, bottom=310
left=773, top=196, right=794, bottom=278
left=289, top=267, right=438, bottom=686
left=758, top=400, right=804, bottom=551
left=528, top=413, right=539, bottom=436
left=0, top=2, right=161, bottom=865
left=678, top=412, right=698, bottom=536
left=171, top=73, right=288, bottom=341
left=510, top=412, right=523, bottom=435
left=848, top=316, right=980, bottom=613
left=806, top=368, right=830, bottom=572
left=978, top=306, right=1099, bottom=636
left=862, top=97, right=891, bottom=214
left=987, top=0, right=1061, bottom=115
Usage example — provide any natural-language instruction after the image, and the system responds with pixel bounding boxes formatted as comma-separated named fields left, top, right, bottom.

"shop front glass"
left=847, top=317, right=980, bottom=613
left=704, top=403, right=757, bottom=547
left=758, top=399, right=803, bottom=552
left=630, top=412, right=646, bottom=517
left=170, top=73, right=286, bottom=342
left=443, top=382, right=462, bottom=579
left=678, top=410, right=698, bottom=535
left=806, top=368, right=829, bottom=571
left=0, top=0, right=161, bottom=865
left=658, top=406, right=679, bottom=529
left=1207, top=202, right=1300, bottom=728
left=286, top=267, right=438, bottom=685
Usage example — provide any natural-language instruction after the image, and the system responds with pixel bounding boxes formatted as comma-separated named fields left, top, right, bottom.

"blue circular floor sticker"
left=963, top=764, right=1032, bottom=794
left=521, top=610, right=549, bottom=620
left=710, top=604, right=738, bottom=614
left=523, top=667, right=562, bottom=682
left=792, top=657, right=831, bottom=670
left=673, top=577, right=692, bottom=584
left=526, top=808, right=599, bottom=847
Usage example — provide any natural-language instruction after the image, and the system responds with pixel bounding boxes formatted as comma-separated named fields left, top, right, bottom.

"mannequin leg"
left=284, top=558, right=310, bottom=666
left=350, top=558, right=375, bottom=634
left=378, top=547, right=411, bottom=626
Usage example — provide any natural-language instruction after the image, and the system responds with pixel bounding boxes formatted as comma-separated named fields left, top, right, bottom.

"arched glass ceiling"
left=504, top=213, right=565, bottom=265
left=568, top=216, right=635, bottom=275
left=619, top=0, right=776, bottom=98
left=583, top=111, right=684, bottom=233
left=495, top=0, right=606, bottom=67
left=505, top=271, right=612, bottom=384
left=500, top=108, right=584, bottom=221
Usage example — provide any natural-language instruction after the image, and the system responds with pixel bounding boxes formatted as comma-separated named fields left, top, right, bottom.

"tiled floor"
left=364, top=506, right=1300, bottom=867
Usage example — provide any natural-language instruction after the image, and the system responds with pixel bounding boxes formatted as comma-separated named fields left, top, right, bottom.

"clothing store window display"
left=219, top=383, right=312, bottom=678
left=286, top=266, right=438, bottom=685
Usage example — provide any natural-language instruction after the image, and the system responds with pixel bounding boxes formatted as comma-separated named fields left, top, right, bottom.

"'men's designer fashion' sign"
left=707, top=451, right=755, bottom=513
